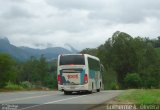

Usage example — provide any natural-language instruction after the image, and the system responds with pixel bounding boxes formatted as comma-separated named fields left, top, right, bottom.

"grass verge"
left=90, top=89, right=160, bottom=110
left=116, top=89, right=160, bottom=104
left=0, top=81, right=51, bottom=92
left=4, top=82, right=24, bottom=90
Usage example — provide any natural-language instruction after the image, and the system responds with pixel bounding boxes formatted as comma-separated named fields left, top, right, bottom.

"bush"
left=144, top=78, right=158, bottom=89
left=5, top=81, right=23, bottom=90
left=20, top=81, right=33, bottom=89
left=124, top=73, right=142, bottom=88
left=43, top=74, right=57, bottom=89
left=110, top=81, right=119, bottom=90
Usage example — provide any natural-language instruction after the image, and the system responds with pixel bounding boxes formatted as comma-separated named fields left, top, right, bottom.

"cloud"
left=45, top=0, right=105, bottom=10
left=88, top=0, right=160, bottom=24
left=46, top=0, right=160, bottom=24
left=0, top=0, right=160, bottom=50
left=1, top=6, right=34, bottom=19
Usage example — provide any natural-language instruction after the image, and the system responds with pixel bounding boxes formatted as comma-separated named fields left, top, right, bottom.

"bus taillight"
left=84, top=74, right=88, bottom=84
left=58, top=74, right=62, bottom=85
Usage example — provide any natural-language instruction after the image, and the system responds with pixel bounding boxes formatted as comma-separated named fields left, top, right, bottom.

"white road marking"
left=19, top=95, right=87, bottom=110
left=45, top=95, right=87, bottom=104
left=0, top=94, right=57, bottom=103
left=0, top=91, right=56, bottom=95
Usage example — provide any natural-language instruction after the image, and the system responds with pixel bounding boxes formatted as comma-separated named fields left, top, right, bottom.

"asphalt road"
left=0, top=90, right=123, bottom=110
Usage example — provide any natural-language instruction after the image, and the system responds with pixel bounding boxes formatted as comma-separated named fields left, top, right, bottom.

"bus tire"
left=88, top=90, right=92, bottom=94
left=97, top=82, right=101, bottom=92
left=64, top=91, right=71, bottom=95
left=90, top=83, right=94, bottom=94
left=64, top=91, right=67, bottom=95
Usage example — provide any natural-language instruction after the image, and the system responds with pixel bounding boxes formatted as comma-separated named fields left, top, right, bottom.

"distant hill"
left=0, top=37, right=78, bottom=61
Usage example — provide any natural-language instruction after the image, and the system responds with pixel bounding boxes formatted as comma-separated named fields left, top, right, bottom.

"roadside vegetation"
left=81, top=31, right=160, bottom=89
left=115, top=89, right=160, bottom=104
left=155, top=48, right=160, bottom=56
left=0, top=31, right=160, bottom=91
left=0, top=54, right=57, bottom=91
left=91, top=89, right=160, bottom=110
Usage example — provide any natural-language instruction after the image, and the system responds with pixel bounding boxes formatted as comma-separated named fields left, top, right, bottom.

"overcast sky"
left=0, top=0, right=160, bottom=50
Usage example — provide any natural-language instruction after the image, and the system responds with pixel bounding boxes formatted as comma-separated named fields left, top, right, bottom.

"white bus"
left=57, top=54, right=102, bottom=95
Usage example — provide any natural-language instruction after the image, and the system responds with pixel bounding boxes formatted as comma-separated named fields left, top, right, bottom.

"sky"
left=0, top=0, right=160, bottom=50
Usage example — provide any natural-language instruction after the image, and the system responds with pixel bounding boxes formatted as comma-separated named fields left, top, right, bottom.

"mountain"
left=0, top=37, right=78, bottom=61
left=0, top=37, right=29, bottom=60
left=19, top=46, right=72, bottom=60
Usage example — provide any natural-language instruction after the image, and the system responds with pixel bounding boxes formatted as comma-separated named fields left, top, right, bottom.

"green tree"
left=98, top=31, right=138, bottom=87
left=0, top=54, right=16, bottom=87
left=80, top=48, right=98, bottom=56
left=97, top=31, right=159, bottom=88
left=124, top=73, right=142, bottom=88
left=20, top=56, right=39, bottom=82
left=37, top=55, right=49, bottom=83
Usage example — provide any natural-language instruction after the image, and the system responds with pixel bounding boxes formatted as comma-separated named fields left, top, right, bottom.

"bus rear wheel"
left=97, top=82, right=101, bottom=92
left=97, top=89, right=100, bottom=92
left=64, top=91, right=71, bottom=95
left=88, top=90, right=92, bottom=94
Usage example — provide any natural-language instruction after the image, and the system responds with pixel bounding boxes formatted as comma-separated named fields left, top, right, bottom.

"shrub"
left=144, top=78, right=158, bottom=89
left=124, top=73, right=141, bottom=88
left=20, top=81, right=33, bottom=89
left=5, top=81, right=23, bottom=90
left=43, top=74, right=57, bottom=89
left=110, top=81, right=119, bottom=90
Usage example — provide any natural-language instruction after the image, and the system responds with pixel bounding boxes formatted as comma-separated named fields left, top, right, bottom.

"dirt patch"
left=89, top=98, right=134, bottom=110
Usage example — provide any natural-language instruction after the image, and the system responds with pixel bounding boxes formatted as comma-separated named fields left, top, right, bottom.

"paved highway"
left=0, top=90, right=123, bottom=110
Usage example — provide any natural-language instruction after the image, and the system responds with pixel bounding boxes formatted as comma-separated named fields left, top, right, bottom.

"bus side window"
left=88, top=57, right=100, bottom=71
left=100, top=64, right=104, bottom=74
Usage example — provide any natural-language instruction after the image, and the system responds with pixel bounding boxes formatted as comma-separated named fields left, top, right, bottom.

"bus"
left=57, top=54, right=103, bottom=95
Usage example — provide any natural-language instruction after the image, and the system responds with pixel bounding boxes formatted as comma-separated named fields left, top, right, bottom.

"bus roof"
left=59, top=54, right=100, bottom=61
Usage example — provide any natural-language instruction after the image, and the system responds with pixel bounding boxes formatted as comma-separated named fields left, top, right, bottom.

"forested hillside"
left=0, top=31, right=160, bottom=90
left=0, top=54, right=57, bottom=90
left=81, top=31, right=160, bottom=89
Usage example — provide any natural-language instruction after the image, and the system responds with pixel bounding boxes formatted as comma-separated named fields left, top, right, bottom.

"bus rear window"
left=60, top=55, right=85, bottom=65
